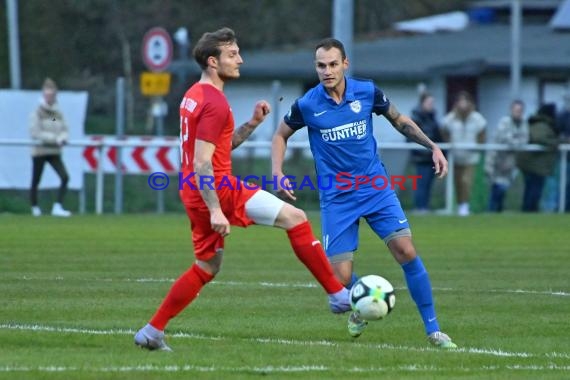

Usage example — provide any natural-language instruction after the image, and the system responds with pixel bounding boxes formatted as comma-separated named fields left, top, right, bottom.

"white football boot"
left=134, top=324, right=172, bottom=352
left=428, top=331, right=457, bottom=349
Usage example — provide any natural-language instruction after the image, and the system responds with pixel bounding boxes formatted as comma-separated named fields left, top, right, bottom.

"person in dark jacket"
left=410, top=92, right=443, bottom=213
left=516, top=103, right=559, bottom=212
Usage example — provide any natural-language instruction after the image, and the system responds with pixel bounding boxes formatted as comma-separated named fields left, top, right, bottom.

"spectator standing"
left=410, top=93, right=443, bottom=213
left=29, top=78, right=71, bottom=217
left=441, top=91, right=487, bottom=216
left=516, top=104, right=559, bottom=212
left=485, top=100, right=529, bottom=212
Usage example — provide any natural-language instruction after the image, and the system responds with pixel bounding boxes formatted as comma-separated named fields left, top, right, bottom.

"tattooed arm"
left=272, top=121, right=298, bottom=200
left=194, top=139, right=230, bottom=236
left=232, top=121, right=258, bottom=149
left=232, top=100, right=271, bottom=149
left=384, top=103, right=449, bottom=178
left=385, top=103, right=436, bottom=151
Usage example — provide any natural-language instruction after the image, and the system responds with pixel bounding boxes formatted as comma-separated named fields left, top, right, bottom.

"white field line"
left=2, top=323, right=569, bottom=360
left=0, top=364, right=569, bottom=373
left=16, top=276, right=570, bottom=297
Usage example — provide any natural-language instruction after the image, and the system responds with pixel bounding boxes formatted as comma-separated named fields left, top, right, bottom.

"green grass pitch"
left=1, top=213, right=569, bottom=379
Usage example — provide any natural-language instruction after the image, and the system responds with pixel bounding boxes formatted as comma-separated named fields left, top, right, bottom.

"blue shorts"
left=320, top=190, right=410, bottom=257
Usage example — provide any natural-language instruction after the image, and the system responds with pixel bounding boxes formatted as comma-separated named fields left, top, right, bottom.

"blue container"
left=468, top=7, right=496, bottom=24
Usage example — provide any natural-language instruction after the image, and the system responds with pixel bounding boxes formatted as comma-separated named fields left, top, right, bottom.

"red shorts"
left=181, top=175, right=259, bottom=261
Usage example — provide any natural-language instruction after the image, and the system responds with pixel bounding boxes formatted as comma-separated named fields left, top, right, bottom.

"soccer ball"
left=350, top=275, right=396, bottom=320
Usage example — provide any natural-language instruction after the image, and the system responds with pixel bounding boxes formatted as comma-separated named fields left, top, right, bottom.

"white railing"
left=1, top=138, right=569, bottom=214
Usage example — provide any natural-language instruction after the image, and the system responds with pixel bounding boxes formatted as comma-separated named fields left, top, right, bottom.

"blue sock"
left=401, top=256, right=439, bottom=335
left=346, top=272, right=359, bottom=289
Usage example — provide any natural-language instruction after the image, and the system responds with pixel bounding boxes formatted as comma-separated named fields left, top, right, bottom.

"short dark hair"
left=193, top=27, right=237, bottom=70
left=315, top=38, right=347, bottom=60
left=538, top=103, right=556, bottom=120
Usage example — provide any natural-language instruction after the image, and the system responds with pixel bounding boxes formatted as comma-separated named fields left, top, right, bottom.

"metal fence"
left=1, top=138, right=569, bottom=214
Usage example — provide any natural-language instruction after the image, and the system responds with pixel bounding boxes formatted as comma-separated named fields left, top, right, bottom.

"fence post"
left=156, top=183, right=165, bottom=214
left=558, top=148, right=567, bottom=213
left=95, top=143, right=104, bottom=215
left=445, top=147, right=455, bottom=215
left=79, top=177, right=86, bottom=214
left=115, top=77, right=125, bottom=214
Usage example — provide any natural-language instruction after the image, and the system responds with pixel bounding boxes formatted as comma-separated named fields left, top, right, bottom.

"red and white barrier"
left=83, top=136, right=179, bottom=174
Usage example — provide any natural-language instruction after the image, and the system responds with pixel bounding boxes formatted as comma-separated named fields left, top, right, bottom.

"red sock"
left=287, top=221, right=343, bottom=294
left=149, top=264, right=214, bottom=330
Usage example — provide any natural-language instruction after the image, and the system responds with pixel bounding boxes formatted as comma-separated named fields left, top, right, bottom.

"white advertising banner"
left=0, top=90, right=88, bottom=190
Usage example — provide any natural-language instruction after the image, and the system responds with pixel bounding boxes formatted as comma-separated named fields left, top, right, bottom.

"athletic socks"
left=401, top=255, right=440, bottom=335
left=149, top=264, right=214, bottom=331
left=148, top=221, right=345, bottom=331
left=287, top=221, right=344, bottom=294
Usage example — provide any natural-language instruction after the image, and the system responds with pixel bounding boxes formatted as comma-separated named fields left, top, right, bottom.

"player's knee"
left=197, top=262, right=221, bottom=276
left=275, top=204, right=307, bottom=230
left=395, top=246, right=416, bottom=264
left=286, top=207, right=307, bottom=228
left=197, top=251, right=223, bottom=275
left=399, top=247, right=416, bottom=262
left=388, top=237, right=416, bottom=264
left=209, top=263, right=222, bottom=275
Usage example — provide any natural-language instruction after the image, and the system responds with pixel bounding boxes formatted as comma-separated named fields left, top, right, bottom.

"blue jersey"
left=284, top=77, right=391, bottom=204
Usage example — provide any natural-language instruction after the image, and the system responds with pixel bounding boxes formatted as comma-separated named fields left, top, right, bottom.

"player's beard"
left=218, top=66, right=240, bottom=82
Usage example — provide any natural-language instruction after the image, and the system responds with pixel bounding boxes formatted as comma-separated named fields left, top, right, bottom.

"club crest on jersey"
left=349, top=100, right=361, bottom=113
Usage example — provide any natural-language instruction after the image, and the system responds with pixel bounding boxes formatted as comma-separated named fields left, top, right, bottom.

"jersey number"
left=180, top=116, right=189, bottom=166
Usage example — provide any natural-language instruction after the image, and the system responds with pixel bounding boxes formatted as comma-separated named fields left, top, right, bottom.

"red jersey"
left=179, top=82, right=242, bottom=207
left=180, top=83, right=234, bottom=176
left=178, top=83, right=260, bottom=258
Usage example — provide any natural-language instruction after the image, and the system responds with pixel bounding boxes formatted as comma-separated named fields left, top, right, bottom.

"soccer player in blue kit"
left=272, top=38, right=457, bottom=348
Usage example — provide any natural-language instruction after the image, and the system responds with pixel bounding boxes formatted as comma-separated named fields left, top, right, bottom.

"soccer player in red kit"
left=134, top=27, right=351, bottom=351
